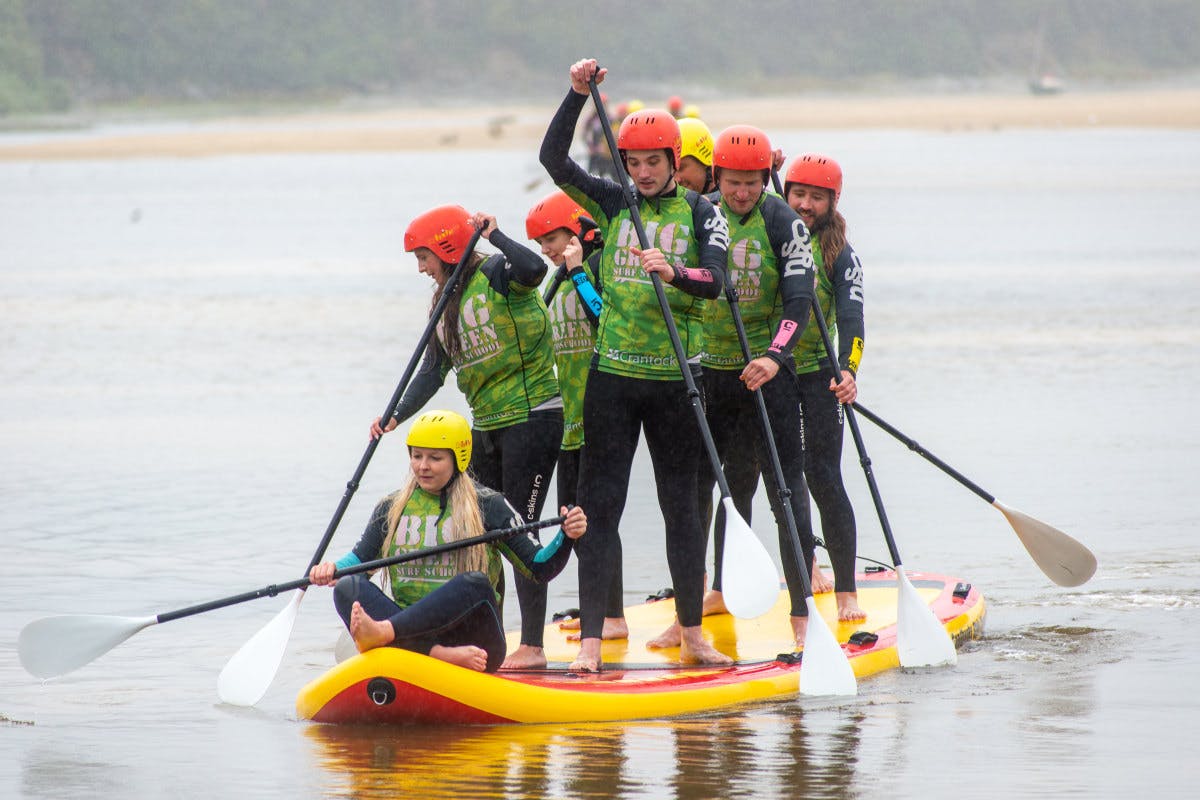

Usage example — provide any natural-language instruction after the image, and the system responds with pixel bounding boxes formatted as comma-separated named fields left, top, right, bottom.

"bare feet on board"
left=430, top=644, right=488, bottom=671
left=569, top=637, right=602, bottom=673
left=500, top=644, right=547, bottom=670
left=647, top=618, right=682, bottom=649
left=564, top=616, right=629, bottom=642
left=679, top=626, right=733, bottom=665
left=349, top=601, right=395, bottom=652
left=811, top=564, right=835, bottom=595
left=790, top=614, right=809, bottom=650
left=702, top=589, right=729, bottom=616
left=836, top=591, right=867, bottom=622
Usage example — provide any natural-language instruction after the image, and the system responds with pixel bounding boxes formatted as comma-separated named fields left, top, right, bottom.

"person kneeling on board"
left=308, top=410, right=587, bottom=673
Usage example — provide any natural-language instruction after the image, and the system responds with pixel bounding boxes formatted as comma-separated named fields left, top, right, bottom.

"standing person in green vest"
left=656, top=125, right=820, bottom=649
left=540, top=58, right=731, bottom=672
left=783, top=153, right=867, bottom=622
left=526, top=190, right=630, bottom=642
left=370, top=205, right=565, bottom=667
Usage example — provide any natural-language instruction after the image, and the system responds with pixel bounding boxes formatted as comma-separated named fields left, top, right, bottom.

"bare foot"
left=679, top=625, right=733, bottom=665
left=647, top=618, right=682, bottom=649
left=702, top=589, right=729, bottom=616
left=837, top=591, right=867, bottom=622
left=557, top=617, right=581, bottom=630
left=568, top=637, right=602, bottom=673
left=500, top=644, right=547, bottom=670
left=429, top=644, right=488, bottom=671
left=566, top=616, right=629, bottom=642
left=349, top=601, right=395, bottom=652
left=811, top=564, right=834, bottom=594
left=790, top=614, right=809, bottom=650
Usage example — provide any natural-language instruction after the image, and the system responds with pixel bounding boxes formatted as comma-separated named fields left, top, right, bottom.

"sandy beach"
left=1, top=87, right=1197, bottom=160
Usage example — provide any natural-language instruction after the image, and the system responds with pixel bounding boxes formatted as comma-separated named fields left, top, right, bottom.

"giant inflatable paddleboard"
left=296, top=570, right=985, bottom=725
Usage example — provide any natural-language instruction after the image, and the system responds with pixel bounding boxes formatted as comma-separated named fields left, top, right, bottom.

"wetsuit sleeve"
left=486, top=229, right=548, bottom=294
left=762, top=197, right=817, bottom=367
left=568, top=255, right=603, bottom=328
left=830, top=243, right=866, bottom=375
left=349, top=497, right=393, bottom=563
left=389, top=340, right=450, bottom=424
left=672, top=193, right=727, bottom=299
left=539, top=90, right=627, bottom=222
left=482, top=494, right=574, bottom=583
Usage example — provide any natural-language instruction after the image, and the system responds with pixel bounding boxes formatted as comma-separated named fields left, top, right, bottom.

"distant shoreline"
left=2, top=87, right=1197, bottom=161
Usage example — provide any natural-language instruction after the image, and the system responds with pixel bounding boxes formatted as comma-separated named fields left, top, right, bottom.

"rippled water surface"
left=2, top=123, right=1198, bottom=799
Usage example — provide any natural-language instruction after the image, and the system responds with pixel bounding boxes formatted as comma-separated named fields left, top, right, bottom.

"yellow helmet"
left=627, top=99, right=645, bottom=114
left=678, top=118, right=713, bottom=167
left=406, top=410, right=472, bottom=472
left=683, top=104, right=701, bottom=119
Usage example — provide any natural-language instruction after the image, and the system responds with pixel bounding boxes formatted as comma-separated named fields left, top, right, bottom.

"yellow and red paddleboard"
left=296, top=570, right=985, bottom=725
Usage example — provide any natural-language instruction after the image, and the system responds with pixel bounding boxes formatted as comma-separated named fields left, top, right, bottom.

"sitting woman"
left=309, top=410, right=586, bottom=673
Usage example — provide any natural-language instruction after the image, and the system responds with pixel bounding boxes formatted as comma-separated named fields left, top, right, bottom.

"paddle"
left=848, top=402, right=1096, bottom=586
left=216, top=226, right=485, bottom=705
left=587, top=75, right=779, bottom=619
left=807, top=296, right=958, bottom=667
left=18, top=515, right=565, bottom=681
left=724, top=286, right=856, bottom=695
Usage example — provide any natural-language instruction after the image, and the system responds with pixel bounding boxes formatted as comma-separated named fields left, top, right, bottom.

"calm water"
left=2, top=122, right=1198, bottom=799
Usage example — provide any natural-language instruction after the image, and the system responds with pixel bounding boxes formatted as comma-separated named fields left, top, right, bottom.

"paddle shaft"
left=157, top=516, right=564, bottom=625
left=587, top=77, right=737, bottom=500
left=808, top=298, right=904, bottom=567
left=302, top=227, right=485, bottom=576
left=724, top=288, right=816, bottom=600
left=848, top=402, right=995, bottom=504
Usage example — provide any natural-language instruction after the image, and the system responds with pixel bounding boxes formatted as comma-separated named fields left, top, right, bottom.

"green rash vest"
left=792, top=237, right=867, bottom=376
left=539, top=90, right=729, bottom=381
left=702, top=192, right=816, bottom=369
left=391, top=231, right=561, bottom=431
left=344, top=482, right=575, bottom=609
left=545, top=254, right=602, bottom=451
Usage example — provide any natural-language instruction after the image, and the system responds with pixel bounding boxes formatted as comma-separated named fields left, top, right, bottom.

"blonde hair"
left=378, top=470, right=489, bottom=591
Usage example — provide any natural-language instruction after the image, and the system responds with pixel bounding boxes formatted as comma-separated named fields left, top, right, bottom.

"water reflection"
left=305, top=721, right=629, bottom=799
left=303, top=704, right=872, bottom=800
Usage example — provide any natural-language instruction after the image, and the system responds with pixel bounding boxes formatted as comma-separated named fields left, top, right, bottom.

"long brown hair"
left=377, top=471, right=489, bottom=592
left=433, top=253, right=485, bottom=359
left=812, top=194, right=848, bottom=277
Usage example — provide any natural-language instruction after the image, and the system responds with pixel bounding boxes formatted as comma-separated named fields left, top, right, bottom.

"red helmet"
left=667, top=94, right=683, bottom=112
left=713, top=125, right=772, bottom=172
left=784, top=153, right=843, bottom=200
left=404, top=204, right=473, bottom=263
left=617, top=109, right=682, bottom=168
left=526, top=191, right=586, bottom=240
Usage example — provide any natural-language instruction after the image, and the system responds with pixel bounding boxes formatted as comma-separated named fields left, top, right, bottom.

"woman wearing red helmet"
left=370, top=204, right=567, bottom=667
left=539, top=58, right=731, bottom=672
left=657, top=125, right=820, bottom=649
left=525, top=192, right=629, bottom=642
left=783, top=153, right=867, bottom=622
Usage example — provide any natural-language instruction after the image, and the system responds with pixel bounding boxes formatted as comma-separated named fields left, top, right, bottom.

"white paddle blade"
left=896, top=570, right=957, bottom=668
left=217, top=589, right=304, bottom=706
left=798, top=596, right=857, bottom=696
left=718, top=497, right=780, bottom=619
left=334, top=629, right=358, bottom=663
left=993, top=500, right=1097, bottom=587
left=18, top=614, right=157, bottom=679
